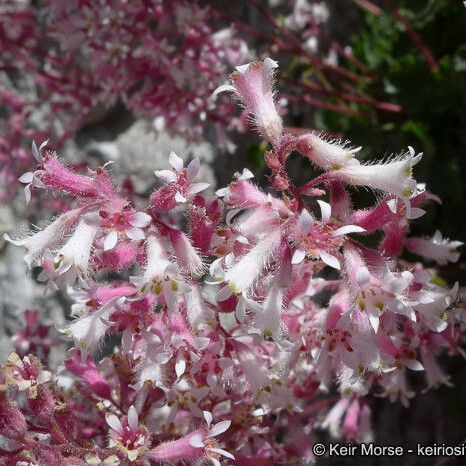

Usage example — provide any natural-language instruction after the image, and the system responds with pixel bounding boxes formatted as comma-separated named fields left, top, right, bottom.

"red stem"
left=382, top=0, right=439, bottom=71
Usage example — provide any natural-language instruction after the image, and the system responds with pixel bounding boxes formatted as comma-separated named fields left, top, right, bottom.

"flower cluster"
left=1, top=60, right=464, bottom=465
left=0, top=0, right=248, bottom=202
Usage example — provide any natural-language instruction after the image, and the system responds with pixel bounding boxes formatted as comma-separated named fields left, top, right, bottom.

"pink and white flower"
left=406, top=230, right=463, bottom=265
left=106, top=406, right=150, bottom=461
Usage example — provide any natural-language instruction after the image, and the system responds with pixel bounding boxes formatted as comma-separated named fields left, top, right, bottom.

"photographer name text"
left=312, top=442, right=466, bottom=457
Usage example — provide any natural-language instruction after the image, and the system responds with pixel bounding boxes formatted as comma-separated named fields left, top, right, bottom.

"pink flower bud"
left=168, top=228, right=205, bottom=277
left=147, top=429, right=206, bottom=462
left=0, top=394, right=27, bottom=440
left=40, top=157, right=99, bottom=197
left=296, top=133, right=361, bottom=170
left=216, top=59, right=283, bottom=145
left=65, top=349, right=112, bottom=399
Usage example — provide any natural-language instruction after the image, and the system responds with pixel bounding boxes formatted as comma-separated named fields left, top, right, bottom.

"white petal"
left=264, top=57, right=279, bottom=70
left=349, top=146, right=362, bottom=154
left=103, top=230, right=118, bottom=251
left=319, top=250, right=340, bottom=270
left=216, top=286, right=232, bottom=302
left=127, top=405, right=139, bottom=432
left=129, top=212, right=152, bottom=228
left=297, top=209, right=315, bottom=235
left=106, top=414, right=122, bottom=434
left=188, top=434, right=204, bottom=448
left=192, top=386, right=209, bottom=400
left=187, top=158, right=200, bottom=182
left=235, top=63, right=250, bottom=73
left=317, top=200, right=332, bottom=224
left=405, top=359, right=424, bottom=371
left=215, top=187, right=228, bottom=197
left=39, top=139, right=48, bottom=153
left=235, top=299, right=246, bottom=323
left=387, top=199, right=398, bottom=214
left=193, top=337, right=210, bottom=351
left=207, top=420, right=231, bottom=437
left=209, top=458, right=221, bottom=466
left=175, top=191, right=187, bottom=203
left=32, top=141, right=41, bottom=162
left=291, top=249, right=306, bottom=265
left=213, top=83, right=236, bottom=98
left=154, top=169, right=177, bottom=183
left=175, top=357, right=186, bottom=378
left=368, top=312, right=379, bottom=333
left=432, top=230, right=442, bottom=241
left=19, top=172, right=34, bottom=183
left=209, top=448, right=235, bottom=460
left=332, top=225, right=365, bottom=237
left=127, top=450, right=139, bottom=462
left=188, top=182, right=210, bottom=196
left=203, top=410, right=213, bottom=427
left=126, top=227, right=145, bottom=241
left=83, top=212, right=103, bottom=226
left=32, top=140, right=47, bottom=163
left=238, top=168, right=254, bottom=180
left=169, top=151, right=184, bottom=172
left=407, top=207, right=426, bottom=220
left=356, top=266, right=370, bottom=286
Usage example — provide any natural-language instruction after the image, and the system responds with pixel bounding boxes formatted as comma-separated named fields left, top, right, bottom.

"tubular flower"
left=106, top=406, right=151, bottom=461
left=215, top=58, right=283, bottom=146
left=333, top=146, right=423, bottom=204
left=405, top=230, right=463, bottom=265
